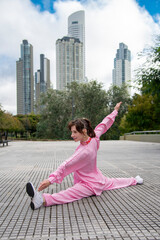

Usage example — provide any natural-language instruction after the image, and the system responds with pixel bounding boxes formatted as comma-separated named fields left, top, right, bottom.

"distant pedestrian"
left=26, top=102, right=143, bottom=210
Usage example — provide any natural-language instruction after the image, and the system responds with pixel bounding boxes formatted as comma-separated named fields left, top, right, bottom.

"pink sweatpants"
left=43, top=177, right=137, bottom=207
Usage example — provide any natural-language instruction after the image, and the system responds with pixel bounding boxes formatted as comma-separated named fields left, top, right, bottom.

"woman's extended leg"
left=43, top=182, right=95, bottom=207
left=103, top=177, right=137, bottom=191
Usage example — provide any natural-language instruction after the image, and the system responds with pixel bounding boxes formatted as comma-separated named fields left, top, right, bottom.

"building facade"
left=68, top=10, right=85, bottom=78
left=112, top=43, right=131, bottom=89
left=35, top=54, right=50, bottom=113
left=16, top=40, right=34, bottom=115
left=35, top=70, right=40, bottom=113
left=56, top=36, right=83, bottom=90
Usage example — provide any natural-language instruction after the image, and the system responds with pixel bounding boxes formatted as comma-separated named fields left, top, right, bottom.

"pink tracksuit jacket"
left=43, top=110, right=137, bottom=206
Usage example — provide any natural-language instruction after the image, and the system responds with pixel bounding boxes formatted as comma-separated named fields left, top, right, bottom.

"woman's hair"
left=68, top=118, right=96, bottom=138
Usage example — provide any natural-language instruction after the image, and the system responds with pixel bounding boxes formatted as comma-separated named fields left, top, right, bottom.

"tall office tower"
left=112, top=43, right=131, bottom=90
left=68, top=10, right=85, bottom=78
left=35, top=70, right=40, bottom=113
left=16, top=40, right=34, bottom=114
left=56, top=36, right=83, bottom=90
left=35, top=54, right=50, bottom=113
left=39, top=54, right=50, bottom=93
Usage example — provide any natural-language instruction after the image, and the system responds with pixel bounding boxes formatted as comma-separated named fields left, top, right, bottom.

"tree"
left=120, top=37, right=160, bottom=133
left=135, top=37, right=160, bottom=126
left=16, top=114, right=40, bottom=138
left=36, top=89, right=71, bottom=139
left=37, top=81, right=109, bottom=139
left=0, top=104, right=5, bottom=129
left=104, top=84, right=132, bottom=139
left=136, top=40, right=160, bottom=97
left=0, top=107, right=24, bottom=137
left=36, top=81, right=130, bottom=140
left=67, top=81, right=108, bottom=128
left=119, top=94, right=157, bottom=133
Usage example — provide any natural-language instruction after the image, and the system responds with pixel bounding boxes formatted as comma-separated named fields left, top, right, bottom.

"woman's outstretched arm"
left=114, top=102, right=122, bottom=111
left=38, top=147, right=89, bottom=191
left=94, top=102, right=122, bottom=139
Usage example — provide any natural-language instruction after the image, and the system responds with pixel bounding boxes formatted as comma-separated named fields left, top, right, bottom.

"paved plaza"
left=0, top=140, right=160, bottom=240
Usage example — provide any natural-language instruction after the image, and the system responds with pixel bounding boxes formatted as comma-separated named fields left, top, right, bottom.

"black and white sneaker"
left=26, top=182, right=43, bottom=210
left=26, top=182, right=35, bottom=198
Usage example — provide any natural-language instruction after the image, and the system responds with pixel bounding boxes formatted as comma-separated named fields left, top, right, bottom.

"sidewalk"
left=0, top=140, right=160, bottom=240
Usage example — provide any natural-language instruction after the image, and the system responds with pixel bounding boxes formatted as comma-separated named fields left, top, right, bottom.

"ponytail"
left=68, top=118, right=96, bottom=138
left=82, top=118, right=96, bottom=138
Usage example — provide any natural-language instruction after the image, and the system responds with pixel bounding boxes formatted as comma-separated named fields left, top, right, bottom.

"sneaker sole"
left=26, top=182, right=35, bottom=198
left=30, top=201, right=35, bottom=210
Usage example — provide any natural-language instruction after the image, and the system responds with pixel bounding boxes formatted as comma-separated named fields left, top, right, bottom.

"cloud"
left=0, top=0, right=160, bottom=114
left=0, top=78, right=16, bottom=113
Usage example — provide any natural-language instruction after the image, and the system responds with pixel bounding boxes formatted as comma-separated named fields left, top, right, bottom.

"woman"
left=26, top=102, right=143, bottom=210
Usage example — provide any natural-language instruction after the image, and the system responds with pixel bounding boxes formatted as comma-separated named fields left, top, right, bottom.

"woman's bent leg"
left=104, top=177, right=137, bottom=191
left=43, top=182, right=94, bottom=207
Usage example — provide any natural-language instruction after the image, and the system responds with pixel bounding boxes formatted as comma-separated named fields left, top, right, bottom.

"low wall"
left=120, top=134, right=160, bottom=143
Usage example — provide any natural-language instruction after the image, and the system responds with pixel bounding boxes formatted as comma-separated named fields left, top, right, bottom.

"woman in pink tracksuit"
left=26, top=102, right=143, bottom=210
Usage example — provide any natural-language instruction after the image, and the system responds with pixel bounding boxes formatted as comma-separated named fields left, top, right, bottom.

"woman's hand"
left=38, top=179, right=51, bottom=191
left=114, top=102, right=122, bottom=111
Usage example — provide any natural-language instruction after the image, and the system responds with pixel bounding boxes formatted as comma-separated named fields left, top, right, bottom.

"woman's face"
left=71, top=125, right=86, bottom=142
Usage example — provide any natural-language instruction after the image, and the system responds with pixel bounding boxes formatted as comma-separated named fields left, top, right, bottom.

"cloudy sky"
left=0, top=0, right=160, bottom=115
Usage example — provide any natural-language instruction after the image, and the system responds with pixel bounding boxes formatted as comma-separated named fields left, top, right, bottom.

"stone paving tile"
left=0, top=140, right=160, bottom=240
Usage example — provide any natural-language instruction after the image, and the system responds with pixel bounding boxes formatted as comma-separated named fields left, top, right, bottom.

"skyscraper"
left=112, top=43, right=131, bottom=89
left=68, top=10, right=85, bottom=77
left=35, top=54, right=50, bottom=113
left=16, top=40, right=34, bottom=115
left=56, top=36, right=83, bottom=90
left=35, top=70, right=40, bottom=113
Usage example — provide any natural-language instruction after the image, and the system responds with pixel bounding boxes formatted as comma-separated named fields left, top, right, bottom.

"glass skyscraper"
left=68, top=10, right=85, bottom=78
left=112, top=43, right=131, bottom=90
left=16, top=40, right=34, bottom=114
left=35, top=54, right=50, bottom=113
left=56, top=36, right=83, bottom=90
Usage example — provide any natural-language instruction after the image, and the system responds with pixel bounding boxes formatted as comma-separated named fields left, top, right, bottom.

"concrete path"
left=0, top=140, right=160, bottom=240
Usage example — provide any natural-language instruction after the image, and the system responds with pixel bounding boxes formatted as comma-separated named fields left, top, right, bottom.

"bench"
left=0, top=140, right=8, bottom=146
left=0, top=132, right=9, bottom=147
